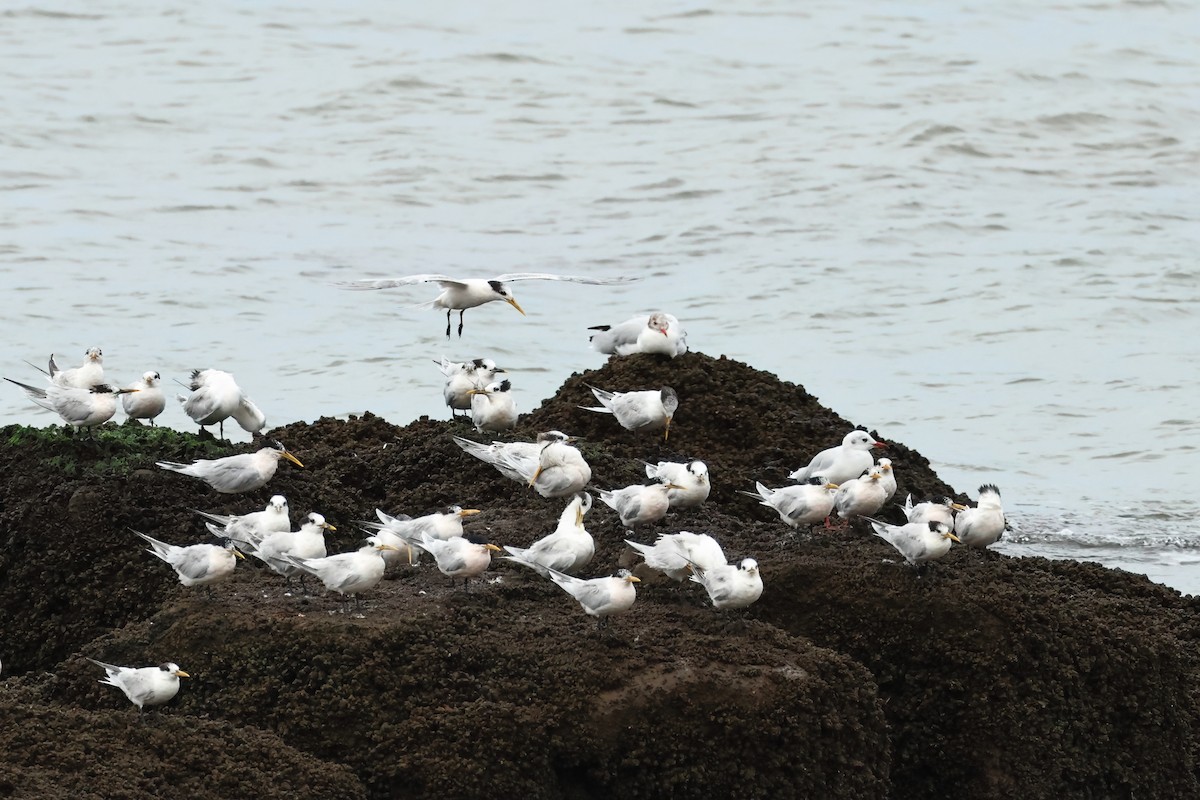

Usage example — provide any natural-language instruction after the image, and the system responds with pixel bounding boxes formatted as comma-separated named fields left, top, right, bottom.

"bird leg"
left=445, top=309, right=452, bottom=338
left=457, top=309, right=466, bottom=337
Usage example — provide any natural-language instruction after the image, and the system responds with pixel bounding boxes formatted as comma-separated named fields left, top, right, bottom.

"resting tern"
left=954, top=484, right=1006, bottom=550
left=530, top=566, right=640, bottom=628
left=598, top=482, right=681, bottom=531
left=177, top=369, right=266, bottom=438
left=359, top=505, right=482, bottom=567
left=336, top=272, right=637, bottom=338
left=502, top=493, right=594, bottom=576
left=418, top=533, right=501, bottom=585
left=645, top=460, right=710, bottom=509
left=284, top=543, right=399, bottom=608
left=454, top=431, right=592, bottom=499
left=789, top=430, right=887, bottom=485
left=588, top=312, right=687, bottom=357
left=132, top=530, right=244, bottom=588
left=470, top=379, right=518, bottom=433
left=581, top=385, right=678, bottom=441
left=42, top=347, right=105, bottom=389
left=901, top=495, right=967, bottom=527
left=156, top=443, right=303, bottom=494
left=742, top=477, right=839, bottom=528
left=121, top=371, right=166, bottom=425
left=195, top=494, right=291, bottom=552
left=4, top=379, right=136, bottom=434
left=865, top=518, right=960, bottom=568
left=254, top=512, right=334, bottom=588
left=833, top=467, right=888, bottom=520
left=877, top=458, right=897, bottom=502
left=438, top=357, right=504, bottom=417
left=625, top=531, right=726, bottom=582
left=87, top=659, right=189, bottom=711
left=689, top=557, right=763, bottom=610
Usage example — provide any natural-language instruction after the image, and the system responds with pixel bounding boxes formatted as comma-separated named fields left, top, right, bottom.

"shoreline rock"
left=1, top=352, right=1197, bottom=798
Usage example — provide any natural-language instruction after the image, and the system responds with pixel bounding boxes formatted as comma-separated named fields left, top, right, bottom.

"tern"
left=336, top=272, right=637, bottom=337
left=157, top=443, right=303, bottom=494
left=87, top=659, right=189, bottom=711
left=359, top=505, right=482, bottom=567
left=417, top=533, right=501, bottom=586
left=598, top=482, right=682, bottom=531
left=454, top=430, right=591, bottom=498
left=901, top=495, right=967, bottom=527
left=121, top=371, right=166, bottom=425
left=254, top=512, right=334, bottom=588
left=177, top=369, right=266, bottom=438
left=625, top=531, right=726, bottom=582
left=954, top=485, right=1007, bottom=550
left=284, top=543, right=399, bottom=609
left=788, top=430, right=887, bottom=485
left=877, top=458, right=897, bottom=502
left=645, top=460, right=710, bottom=509
left=132, top=530, right=244, bottom=588
left=502, top=493, right=594, bottom=576
left=581, top=385, right=678, bottom=440
left=588, top=312, right=687, bottom=357
left=741, top=477, right=839, bottom=528
left=469, top=379, right=518, bottom=433
left=523, top=566, right=640, bottom=628
left=688, top=557, right=763, bottom=610
left=833, top=467, right=888, bottom=520
left=195, top=494, right=291, bottom=552
left=865, top=518, right=961, bottom=568
left=4, top=378, right=136, bottom=434
left=32, top=347, right=105, bottom=389
left=438, top=357, right=504, bottom=417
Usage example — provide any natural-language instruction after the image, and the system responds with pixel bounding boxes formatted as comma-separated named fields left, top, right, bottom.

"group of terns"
left=9, top=271, right=1007, bottom=711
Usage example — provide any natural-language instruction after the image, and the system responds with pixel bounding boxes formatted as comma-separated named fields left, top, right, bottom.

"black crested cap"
left=979, top=484, right=1001, bottom=496
left=927, top=521, right=942, bottom=532
left=157, top=663, right=174, bottom=672
left=807, top=477, right=825, bottom=486
left=90, top=384, right=115, bottom=393
left=497, top=379, right=512, bottom=392
left=465, top=533, right=491, bottom=546
left=488, top=279, right=504, bottom=293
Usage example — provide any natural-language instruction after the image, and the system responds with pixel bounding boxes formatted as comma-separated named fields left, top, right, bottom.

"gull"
left=502, top=492, right=594, bottom=576
left=4, top=379, right=136, bottom=435
left=438, top=357, right=504, bottom=418
left=131, top=530, right=244, bottom=588
left=954, top=484, right=1006, bottom=550
left=336, top=272, right=638, bottom=338
left=87, top=659, right=189, bottom=711
left=877, top=458, right=897, bottom=502
left=43, top=347, right=104, bottom=389
left=788, top=430, right=887, bottom=485
left=156, top=443, right=303, bottom=494
left=195, top=494, right=291, bottom=552
left=417, top=533, right=501, bottom=586
left=177, top=369, right=266, bottom=438
left=470, top=379, right=518, bottom=433
left=254, top=512, right=335, bottom=588
left=122, top=371, right=166, bottom=425
left=901, top=495, right=967, bottom=527
left=284, top=543, right=399, bottom=609
left=645, top=459, right=710, bottom=509
left=519, top=565, right=640, bottom=628
left=598, top=482, right=682, bottom=531
left=688, top=557, right=763, bottom=610
left=741, top=477, right=839, bottom=528
left=359, top=505, right=482, bottom=567
left=581, top=385, right=678, bottom=441
left=865, top=518, right=960, bottom=568
left=833, top=467, right=888, bottom=520
left=625, top=531, right=726, bottom=581
left=588, top=312, right=687, bottom=358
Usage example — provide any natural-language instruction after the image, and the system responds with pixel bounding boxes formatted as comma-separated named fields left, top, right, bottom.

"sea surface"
left=1, top=1, right=1197, bottom=590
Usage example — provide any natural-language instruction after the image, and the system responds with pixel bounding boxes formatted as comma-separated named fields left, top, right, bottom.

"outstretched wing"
left=495, top=273, right=639, bottom=285
left=333, top=274, right=460, bottom=290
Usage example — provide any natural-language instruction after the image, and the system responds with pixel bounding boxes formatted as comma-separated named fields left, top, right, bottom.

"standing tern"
left=336, top=272, right=638, bottom=338
left=689, top=557, right=763, bottom=610
left=417, top=533, right=501, bottom=586
left=156, top=443, right=303, bottom=494
left=625, top=531, right=726, bottom=581
left=741, top=477, right=839, bottom=528
left=581, top=385, right=678, bottom=441
left=131, top=530, right=244, bottom=588
left=502, top=493, right=594, bottom=576
left=195, top=494, right=291, bottom=552
left=254, top=512, right=334, bottom=588
left=789, top=430, right=887, bottom=485
left=177, top=369, right=266, bottom=438
left=598, top=482, right=682, bottom=531
left=470, top=379, right=518, bottom=433
left=284, top=543, right=399, bottom=609
left=87, top=659, right=189, bottom=711
left=901, top=495, right=967, bottom=527
left=645, top=460, right=710, bottom=509
left=588, top=312, right=687, bottom=357
left=865, top=518, right=960, bottom=568
left=44, top=347, right=105, bottom=389
left=4, top=379, right=136, bottom=434
left=438, top=357, right=504, bottom=417
left=833, top=467, right=888, bottom=520
left=527, top=566, right=640, bottom=628
left=954, top=484, right=1006, bottom=550
left=359, top=505, right=482, bottom=567
left=122, top=371, right=166, bottom=425
left=877, top=458, right=897, bottom=502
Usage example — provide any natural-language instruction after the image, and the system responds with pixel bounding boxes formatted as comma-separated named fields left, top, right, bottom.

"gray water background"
left=2, top=1, right=1198, bottom=590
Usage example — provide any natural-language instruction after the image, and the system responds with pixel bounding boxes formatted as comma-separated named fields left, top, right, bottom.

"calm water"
left=2, top=2, right=1198, bottom=590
